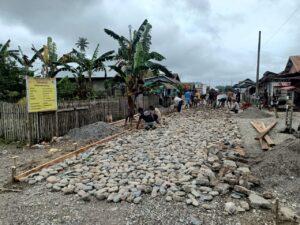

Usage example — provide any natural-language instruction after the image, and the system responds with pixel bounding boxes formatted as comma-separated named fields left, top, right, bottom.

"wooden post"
left=55, top=110, right=59, bottom=137
left=27, top=112, right=32, bottom=146
left=275, top=198, right=279, bottom=225
left=256, top=31, right=261, bottom=98
left=75, top=108, right=79, bottom=128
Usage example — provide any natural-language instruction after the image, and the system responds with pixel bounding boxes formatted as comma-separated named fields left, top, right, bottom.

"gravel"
left=0, top=108, right=292, bottom=225
left=65, top=121, right=120, bottom=142
left=252, top=139, right=300, bottom=203
left=237, top=107, right=273, bottom=119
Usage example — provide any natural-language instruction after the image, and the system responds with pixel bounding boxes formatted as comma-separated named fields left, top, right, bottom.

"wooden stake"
left=14, top=131, right=126, bottom=181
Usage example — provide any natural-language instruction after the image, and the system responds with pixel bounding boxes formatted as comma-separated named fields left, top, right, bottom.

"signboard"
left=26, top=77, right=57, bottom=113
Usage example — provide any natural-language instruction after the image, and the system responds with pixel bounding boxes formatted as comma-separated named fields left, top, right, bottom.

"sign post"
left=26, top=77, right=58, bottom=144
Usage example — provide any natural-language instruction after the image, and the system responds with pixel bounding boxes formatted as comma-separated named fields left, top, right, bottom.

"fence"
left=0, top=95, right=159, bottom=143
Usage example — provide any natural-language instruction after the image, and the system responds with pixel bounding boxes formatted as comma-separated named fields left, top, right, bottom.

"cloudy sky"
left=0, top=0, right=299, bottom=85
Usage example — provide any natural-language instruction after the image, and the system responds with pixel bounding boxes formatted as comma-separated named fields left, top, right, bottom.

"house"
left=144, top=74, right=182, bottom=106
left=233, top=79, right=256, bottom=102
left=259, top=55, right=300, bottom=108
left=56, top=72, right=114, bottom=92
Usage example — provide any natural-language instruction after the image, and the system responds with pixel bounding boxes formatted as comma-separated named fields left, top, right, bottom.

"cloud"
left=0, top=0, right=299, bottom=84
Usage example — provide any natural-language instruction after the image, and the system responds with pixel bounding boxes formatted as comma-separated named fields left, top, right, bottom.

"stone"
left=46, top=183, right=53, bottom=189
left=231, top=193, right=241, bottom=199
left=225, top=202, right=237, bottom=215
left=195, top=177, right=210, bottom=186
left=200, top=194, right=213, bottom=202
left=108, top=186, right=119, bottom=193
left=237, top=167, right=250, bottom=174
left=214, top=183, right=230, bottom=194
left=191, top=189, right=200, bottom=198
left=248, top=193, right=271, bottom=209
left=46, top=176, right=58, bottom=184
left=209, top=191, right=219, bottom=196
left=190, top=216, right=202, bottom=225
left=173, top=195, right=185, bottom=202
left=113, top=194, right=121, bottom=203
left=234, top=185, right=250, bottom=196
left=35, top=175, right=44, bottom=182
left=166, top=196, right=172, bottom=202
left=223, top=160, right=237, bottom=168
left=262, top=191, right=274, bottom=199
left=62, top=185, right=75, bottom=194
left=191, top=198, right=199, bottom=207
left=28, top=179, right=37, bottom=185
left=52, top=185, right=61, bottom=192
left=199, top=186, right=212, bottom=193
left=202, top=204, right=214, bottom=210
left=279, top=206, right=299, bottom=223
left=240, top=201, right=249, bottom=211
left=186, top=199, right=192, bottom=205
left=133, top=197, right=142, bottom=204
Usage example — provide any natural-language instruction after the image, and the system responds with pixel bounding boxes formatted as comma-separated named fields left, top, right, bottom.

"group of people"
left=172, top=89, right=241, bottom=114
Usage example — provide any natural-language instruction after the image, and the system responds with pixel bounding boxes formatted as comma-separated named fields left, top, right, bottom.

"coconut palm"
left=75, top=37, right=89, bottom=52
left=104, top=19, right=171, bottom=111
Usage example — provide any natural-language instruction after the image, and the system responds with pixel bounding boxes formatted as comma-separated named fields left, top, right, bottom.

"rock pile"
left=25, top=109, right=270, bottom=210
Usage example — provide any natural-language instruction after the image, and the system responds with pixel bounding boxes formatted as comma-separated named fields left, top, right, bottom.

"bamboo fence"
left=0, top=95, right=159, bottom=143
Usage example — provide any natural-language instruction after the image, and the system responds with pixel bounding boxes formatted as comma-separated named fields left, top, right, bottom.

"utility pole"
left=128, top=25, right=132, bottom=42
left=256, top=31, right=261, bottom=97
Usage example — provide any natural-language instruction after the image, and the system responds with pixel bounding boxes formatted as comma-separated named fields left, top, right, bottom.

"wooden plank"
left=256, top=121, right=277, bottom=139
left=257, top=121, right=275, bottom=147
left=250, top=121, right=269, bottom=150
left=14, top=131, right=126, bottom=181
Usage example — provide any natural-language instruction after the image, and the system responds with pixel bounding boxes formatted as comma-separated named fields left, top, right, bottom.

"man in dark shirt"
left=136, top=107, right=156, bottom=130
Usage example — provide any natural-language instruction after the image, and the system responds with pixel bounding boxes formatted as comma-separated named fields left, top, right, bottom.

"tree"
left=32, top=37, right=58, bottom=77
left=104, top=19, right=171, bottom=112
left=76, top=37, right=89, bottom=52
left=0, top=40, right=27, bottom=102
left=52, top=63, right=89, bottom=99
left=0, top=40, right=19, bottom=64
left=59, top=44, right=114, bottom=89
left=57, top=77, right=77, bottom=100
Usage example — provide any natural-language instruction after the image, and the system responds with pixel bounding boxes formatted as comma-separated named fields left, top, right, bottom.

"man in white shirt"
left=174, top=95, right=183, bottom=112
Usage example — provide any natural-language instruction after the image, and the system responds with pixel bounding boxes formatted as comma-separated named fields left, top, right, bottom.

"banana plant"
left=59, top=43, right=114, bottom=89
left=31, top=37, right=58, bottom=77
left=104, top=19, right=172, bottom=111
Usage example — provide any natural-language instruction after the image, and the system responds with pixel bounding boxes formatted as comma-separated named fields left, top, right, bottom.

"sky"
left=0, top=0, right=299, bottom=86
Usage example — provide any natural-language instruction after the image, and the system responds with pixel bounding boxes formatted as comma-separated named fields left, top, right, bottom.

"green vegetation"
left=104, top=19, right=171, bottom=111
left=0, top=19, right=171, bottom=103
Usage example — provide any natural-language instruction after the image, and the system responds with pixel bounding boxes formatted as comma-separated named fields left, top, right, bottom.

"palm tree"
left=76, top=37, right=89, bottom=52
left=104, top=19, right=172, bottom=112
left=59, top=44, right=114, bottom=90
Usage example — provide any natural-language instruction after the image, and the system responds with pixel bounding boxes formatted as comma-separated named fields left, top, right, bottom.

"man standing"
left=184, top=90, right=191, bottom=108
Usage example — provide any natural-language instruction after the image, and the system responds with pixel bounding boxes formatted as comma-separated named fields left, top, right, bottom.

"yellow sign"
left=26, top=77, right=57, bottom=113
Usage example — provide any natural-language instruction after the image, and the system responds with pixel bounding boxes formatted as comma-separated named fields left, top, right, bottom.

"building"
left=233, top=79, right=256, bottom=102
left=259, top=55, right=300, bottom=108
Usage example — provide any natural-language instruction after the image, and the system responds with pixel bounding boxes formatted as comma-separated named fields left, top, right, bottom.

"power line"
left=263, top=5, right=300, bottom=46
